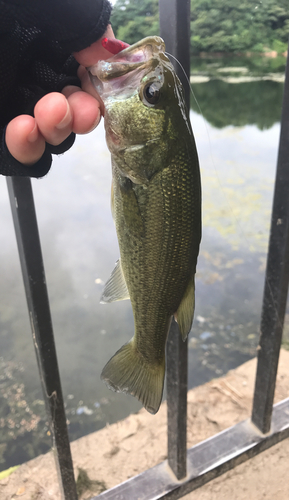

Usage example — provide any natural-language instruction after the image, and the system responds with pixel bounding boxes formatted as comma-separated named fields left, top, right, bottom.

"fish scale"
left=89, top=36, right=201, bottom=414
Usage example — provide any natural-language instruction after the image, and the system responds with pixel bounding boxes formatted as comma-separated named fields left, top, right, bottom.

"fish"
left=89, top=36, right=201, bottom=414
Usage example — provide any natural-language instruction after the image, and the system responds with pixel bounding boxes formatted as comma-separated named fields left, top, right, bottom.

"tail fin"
left=101, top=340, right=165, bottom=414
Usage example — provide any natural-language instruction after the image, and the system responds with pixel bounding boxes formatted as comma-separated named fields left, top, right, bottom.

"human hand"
left=5, top=25, right=114, bottom=167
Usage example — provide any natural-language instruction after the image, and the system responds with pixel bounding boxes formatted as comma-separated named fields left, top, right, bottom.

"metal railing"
left=6, top=1, right=289, bottom=499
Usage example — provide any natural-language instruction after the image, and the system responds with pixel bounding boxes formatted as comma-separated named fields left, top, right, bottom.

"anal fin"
left=174, top=274, right=195, bottom=341
left=100, top=259, right=130, bottom=303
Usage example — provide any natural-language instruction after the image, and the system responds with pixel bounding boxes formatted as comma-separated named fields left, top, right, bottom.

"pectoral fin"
left=174, top=274, right=195, bottom=341
left=100, top=259, right=130, bottom=303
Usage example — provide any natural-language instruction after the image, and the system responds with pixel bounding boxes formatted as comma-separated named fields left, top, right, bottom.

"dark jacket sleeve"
left=0, top=0, right=112, bottom=178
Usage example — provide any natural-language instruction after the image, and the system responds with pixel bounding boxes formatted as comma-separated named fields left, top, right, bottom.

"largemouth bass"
left=89, top=36, right=201, bottom=414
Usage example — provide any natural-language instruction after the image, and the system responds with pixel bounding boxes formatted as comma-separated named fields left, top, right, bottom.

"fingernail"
left=27, top=123, right=38, bottom=143
left=56, top=101, right=72, bottom=129
left=86, top=114, right=101, bottom=133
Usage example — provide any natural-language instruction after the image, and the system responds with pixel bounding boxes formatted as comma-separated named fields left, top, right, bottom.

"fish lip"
left=120, top=138, right=160, bottom=152
left=109, top=143, right=145, bottom=155
left=120, top=144, right=145, bottom=153
left=114, top=141, right=160, bottom=154
left=88, top=36, right=168, bottom=101
left=108, top=138, right=161, bottom=154
left=88, top=36, right=166, bottom=79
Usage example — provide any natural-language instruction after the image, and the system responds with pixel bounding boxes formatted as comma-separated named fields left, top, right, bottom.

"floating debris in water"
left=0, top=359, right=43, bottom=441
left=200, top=331, right=213, bottom=340
left=76, top=406, right=94, bottom=416
left=32, top=399, right=44, bottom=407
left=196, top=315, right=206, bottom=324
left=189, top=337, right=198, bottom=348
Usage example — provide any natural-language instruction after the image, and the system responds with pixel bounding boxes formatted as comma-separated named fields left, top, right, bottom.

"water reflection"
left=0, top=74, right=285, bottom=471
left=191, top=80, right=284, bottom=129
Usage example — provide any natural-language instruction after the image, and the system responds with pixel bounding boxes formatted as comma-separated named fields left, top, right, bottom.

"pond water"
left=0, top=56, right=287, bottom=471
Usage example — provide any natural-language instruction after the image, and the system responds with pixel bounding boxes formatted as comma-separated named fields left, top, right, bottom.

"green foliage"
left=191, top=0, right=289, bottom=53
left=111, top=0, right=159, bottom=45
left=272, top=39, right=288, bottom=54
left=111, top=0, right=288, bottom=53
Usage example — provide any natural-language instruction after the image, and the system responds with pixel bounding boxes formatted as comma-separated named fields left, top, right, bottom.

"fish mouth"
left=108, top=142, right=145, bottom=154
left=89, top=36, right=165, bottom=80
left=111, top=141, right=161, bottom=154
left=88, top=36, right=168, bottom=101
left=106, top=127, right=146, bottom=151
left=120, top=144, right=145, bottom=153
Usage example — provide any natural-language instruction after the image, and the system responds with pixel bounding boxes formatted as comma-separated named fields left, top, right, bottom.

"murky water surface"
left=0, top=58, right=287, bottom=470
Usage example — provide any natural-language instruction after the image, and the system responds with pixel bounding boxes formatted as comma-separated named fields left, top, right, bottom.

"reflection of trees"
left=190, top=80, right=284, bottom=129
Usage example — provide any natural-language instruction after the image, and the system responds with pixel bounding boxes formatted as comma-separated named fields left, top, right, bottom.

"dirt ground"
left=0, top=350, right=289, bottom=500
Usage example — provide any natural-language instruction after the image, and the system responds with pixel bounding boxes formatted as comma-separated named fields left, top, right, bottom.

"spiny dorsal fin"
left=100, top=259, right=130, bottom=303
left=174, top=274, right=195, bottom=341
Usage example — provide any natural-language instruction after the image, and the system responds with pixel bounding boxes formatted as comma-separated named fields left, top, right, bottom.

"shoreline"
left=1, top=349, right=289, bottom=499
left=194, top=51, right=288, bottom=59
left=190, top=73, right=285, bottom=84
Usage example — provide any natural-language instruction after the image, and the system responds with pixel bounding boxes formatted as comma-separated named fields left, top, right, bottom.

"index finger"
left=73, top=25, right=115, bottom=66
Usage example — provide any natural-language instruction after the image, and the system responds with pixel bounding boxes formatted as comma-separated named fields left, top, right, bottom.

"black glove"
left=0, top=0, right=112, bottom=177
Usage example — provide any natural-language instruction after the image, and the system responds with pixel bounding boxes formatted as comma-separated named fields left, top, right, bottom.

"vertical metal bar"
left=159, top=0, right=191, bottom=107
left=159, top=0, right=191, bottom=480
left=252, top=45, right=289, bottom=434
left=6, top=177, right=78, bottom=500
left=166, top=319, right=188, bottom=479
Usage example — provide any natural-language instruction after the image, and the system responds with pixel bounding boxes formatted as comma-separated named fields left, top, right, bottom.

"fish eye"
left=142, top=82, right=161, bottom=106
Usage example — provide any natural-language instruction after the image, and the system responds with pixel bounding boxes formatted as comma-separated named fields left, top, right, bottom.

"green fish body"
left=89, top=37, right=201, bottom=414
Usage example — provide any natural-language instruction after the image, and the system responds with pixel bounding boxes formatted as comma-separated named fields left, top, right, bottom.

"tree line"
left=111, top=0, right=289, bottom=54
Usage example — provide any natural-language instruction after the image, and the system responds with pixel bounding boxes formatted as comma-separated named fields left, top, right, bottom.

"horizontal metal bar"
left=252, top=42, right=289, bottom=434
left=92, top=398, right=289, bottom=500
left=6, top=177, right=78, bottom=500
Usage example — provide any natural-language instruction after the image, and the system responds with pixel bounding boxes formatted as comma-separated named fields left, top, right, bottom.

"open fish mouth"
left=89, top=36, right=165, bottom=79
left=88, top=36, right=167, bottom=102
